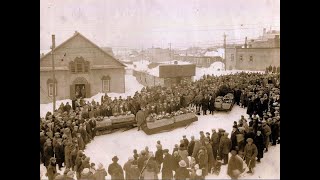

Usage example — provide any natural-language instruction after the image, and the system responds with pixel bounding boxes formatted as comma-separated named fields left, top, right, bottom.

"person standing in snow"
left=123, top=157, right=135, bottom=180
left=136, top=107, right=146, bottom=131
left=93, top=163, right=108, bottom=180
left=262, top=120, right=271, bottom=152
left=174, top=160, right=190, bottom=180
left=162, top=149, right=174, bottom=180
left=188, top=136, right=195, bottom=156
left=211, top=129, right=219, bottom=160
left=243, top=138, right=258, bottom=173
left=108, top=156, right=124, bottom=180
left=227, top=150, right=245, bottom=179
left=219, top=132, right=232, bottom=165
left=155, top=144, right=163, bottom=171
left=46, top=157, right=57, bottom=180
left=254, top=131, right=265, bottom=163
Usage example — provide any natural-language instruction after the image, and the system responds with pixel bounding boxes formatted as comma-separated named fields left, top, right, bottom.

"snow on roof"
left=132, top=60, right=193, bottom=77
left=204, top=48, right=224, bottom=58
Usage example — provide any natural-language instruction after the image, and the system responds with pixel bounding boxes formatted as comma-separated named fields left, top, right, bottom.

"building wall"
left=225, top=48, right=237, bottom=70
left=40, top=68, right=125, bottom=104
left=174, top=55, right=223, bottom=68
left=133, top=70, right=164, bottom=87
left=226, top=47, right=280, bottom=71
left=40, top=34, right=125, bottom=104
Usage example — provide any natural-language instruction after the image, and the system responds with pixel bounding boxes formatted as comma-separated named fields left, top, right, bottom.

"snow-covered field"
left=40, top=105, right=280, bottom=179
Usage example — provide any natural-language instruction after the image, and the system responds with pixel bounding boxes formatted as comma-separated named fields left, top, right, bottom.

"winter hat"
left=163, top=149, right=169, bottom=153
left=224, top=132, right=229, bottom=136
left=246, top=138, right=253, bottom=143
left=211, top=129, right=216, bottom=132
left=141, top=150, right=146, bottom=155
left=82, top=168, right=90, bottom=174
left=179, top=160, right=187, bottom=167
left=196, top=169, right=202, bottom=176
left=112, top=156, right=119, bottom=162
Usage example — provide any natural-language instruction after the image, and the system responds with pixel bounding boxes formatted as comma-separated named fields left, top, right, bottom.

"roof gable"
left=40, top=32, right=125, bottom=67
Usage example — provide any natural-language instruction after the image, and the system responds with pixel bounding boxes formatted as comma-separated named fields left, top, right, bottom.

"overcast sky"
left=40, top=0, right=280, bottom=50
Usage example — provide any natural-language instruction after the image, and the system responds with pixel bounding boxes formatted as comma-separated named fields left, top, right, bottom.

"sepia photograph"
left=40, top=0, right=280, bottom=179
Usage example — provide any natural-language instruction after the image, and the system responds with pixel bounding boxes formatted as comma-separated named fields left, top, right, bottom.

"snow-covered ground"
left=40, top=75, right=144, bottom=117
left=195, top=63, right=264, bottom=80
left=40, top=105, right=280, bottom=179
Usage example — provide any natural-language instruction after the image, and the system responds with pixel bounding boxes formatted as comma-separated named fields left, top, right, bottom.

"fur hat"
left=163, top=149, right=169, bottom=153
left=179, top=160, right=187, bottom=167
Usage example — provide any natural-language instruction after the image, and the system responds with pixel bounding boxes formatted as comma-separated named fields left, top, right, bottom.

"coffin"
left=143, top=113, right=198, bottom=135
left=110, top=114, right=135, bottom=124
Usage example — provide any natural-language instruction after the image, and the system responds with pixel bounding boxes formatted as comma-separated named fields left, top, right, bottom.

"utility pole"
left=51, top=34, right=56, bottom=113
left=169, top=43, right=172, bottom=64
left=223, top=33, right=227, bottom=70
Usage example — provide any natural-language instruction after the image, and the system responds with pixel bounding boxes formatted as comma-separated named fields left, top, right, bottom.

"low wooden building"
left=40, top=32, right=126, bottom=104
left=133, top=62, right=196, bottom=87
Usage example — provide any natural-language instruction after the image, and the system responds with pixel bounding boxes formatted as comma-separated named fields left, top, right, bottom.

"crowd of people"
left=40, top=72, right=280, bottom=180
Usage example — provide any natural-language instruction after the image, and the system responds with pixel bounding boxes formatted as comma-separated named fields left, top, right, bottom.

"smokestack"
left=52, top=34, right=56, bottom=49
left=244, top=37, right=247, bottom=48
left=263, top=28, right=266, bottom=35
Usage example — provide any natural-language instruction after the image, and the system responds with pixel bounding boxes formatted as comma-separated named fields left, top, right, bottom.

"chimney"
left=244, top=37, right=247, bottom=48
left=52, top=34, right=56, bottom=49
left=263, top=28, right=266, bottom=35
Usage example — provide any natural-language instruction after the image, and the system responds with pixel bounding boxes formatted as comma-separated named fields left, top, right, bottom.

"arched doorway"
left=70, top=77, right=90, bottom=99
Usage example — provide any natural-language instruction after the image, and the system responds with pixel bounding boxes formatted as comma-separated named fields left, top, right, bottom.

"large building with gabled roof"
left=40, top=31, right=126, bottom=104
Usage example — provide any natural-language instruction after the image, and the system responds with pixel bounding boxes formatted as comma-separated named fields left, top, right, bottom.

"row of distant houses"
left=40, top=28, right=280, bottom=104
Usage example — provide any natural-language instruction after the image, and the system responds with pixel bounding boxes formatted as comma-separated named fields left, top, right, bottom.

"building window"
left=101, top=76, right=111, bottom=92
left=47, top=79, right=57, bottom=97
left=70, top=57, right=90, bottom=74
left=239, top=55, right=243, bottom=61
left=249, top=55, right=253, bottom=62
left=231, top=54, right=234, bottom=61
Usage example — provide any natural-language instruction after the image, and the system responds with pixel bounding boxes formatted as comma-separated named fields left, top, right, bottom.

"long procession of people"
left=40, top=72, right=280, bottom=180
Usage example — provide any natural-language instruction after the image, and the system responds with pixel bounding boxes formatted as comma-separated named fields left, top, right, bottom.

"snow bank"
left=195, top=64, right=264, bottom=81
left=40, top=75, right=144, bottom=117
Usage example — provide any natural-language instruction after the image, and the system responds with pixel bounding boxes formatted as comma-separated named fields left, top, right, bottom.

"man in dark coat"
left=54, top=138, right=64, bottom=170
left=188, top=136, right=195, bottom=156
left=155, top=144, right=163, bottom=171
left=227, top=150, right=244, bottom=180
left=254, top=131, right=265, bottom=162
left=44, top=141, right=54, bottom=167
left=208, top=94, right=215, bottom=115
left=162, top=149, right=174, bottom=180
left=108, top=156, right=124, bottom=180
left=211, top=129, right=219, bottom=160
left=40, top=132, right=46, bottom=164
left=64, top=102, right=72, bottom=113
left=136, top=108, right=146, bottom=131
left=201, top=95, right=209, bottom=115
left=204, top=138, right=215, bottom=174
left=231, top=126, right=240, bottom=151
left=271, top=118, right=280, bottom=145
left=137, top=150, right=148, bottom=173
left=219, top=132, right=232, bottom=165
left=182, top=135, right=189, bottom=148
